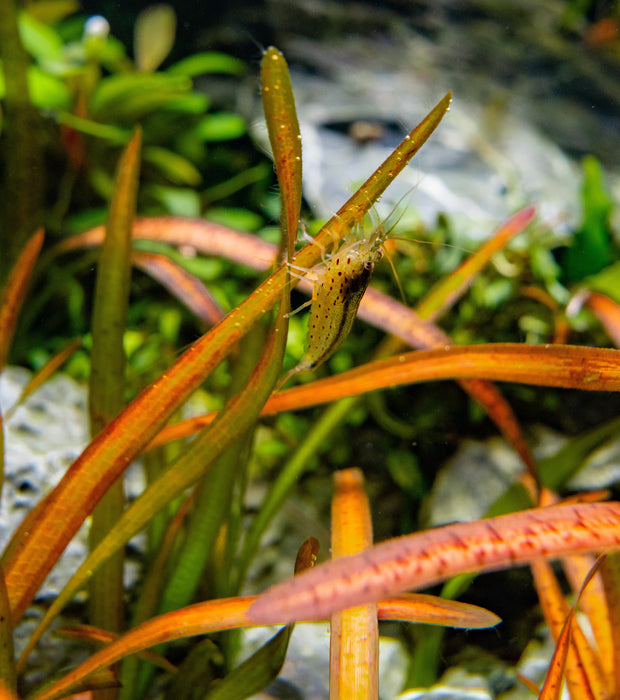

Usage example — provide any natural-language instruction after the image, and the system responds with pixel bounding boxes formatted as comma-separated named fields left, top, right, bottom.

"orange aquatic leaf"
left=247, top=502, right=620, bottom=624
left=537, top=604, right=574, bottom=700
left=562, top=554, right=614, bottom=689
left=599, top=553, right=620, bottom=696
left=57, top=625, right=176, bottom=673
left=0, top=228, right=44, bottom=372
left=261, top=46, right=302, bottom=259
left=585, top=291, right=620, bottom=348
left=330, top=468, right=378, bottom=699
left=531, top=558, right=606, bottom=700
left=147, top=343, right=620, bottom=449
left=0, top=684, right=20, bottom=700
left=132, top=250, right=224, bottom=325
left=263, top=344, right=620, bottom=415
left=4, top=337, right=82, bottom=419
left=536, top=556, right=607, bottom=700
left=377, top=593, right=500, bottom=629
left=417, top=205, right=536, bottom=321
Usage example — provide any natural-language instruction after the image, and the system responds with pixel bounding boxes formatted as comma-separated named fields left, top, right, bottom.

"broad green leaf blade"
left=261, top=47, right=302, bottom=260
left=142, top=146, right=202, bottom=186
left=194, top=113, right=246, bottom=141
left=247, top=502, right=620, bottom=624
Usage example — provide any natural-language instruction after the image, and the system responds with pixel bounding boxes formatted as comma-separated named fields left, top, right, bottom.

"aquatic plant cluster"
left=1, top=4, right=620, bottom=700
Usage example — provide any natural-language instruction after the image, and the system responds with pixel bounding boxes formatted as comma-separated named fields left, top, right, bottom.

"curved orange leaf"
left=377, top=593, right=500, bottom=629
left=586, top=291, right=620, bottom=348
left=0, top=228, right=44, bottom=371
left=147, top=343, right=620, bottom=449
left=247, top=502, right=620, bottom=624
left=132, top=250, right=224, bottom=325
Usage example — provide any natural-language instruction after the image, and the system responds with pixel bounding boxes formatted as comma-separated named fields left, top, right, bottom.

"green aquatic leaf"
left=203, top=627, right=292, bottom=700
left=143, top=146, right=202, bottom=186
left=0, top=65, right=71, bottom=110
left=18, top=11, right=63, bottom=62
left=194, top=113, right=246, bottom=141
left=168, top=51, right=245, bottom=77
left=134, top=4, right=176, bottom=73
left=90, top=73, right=192, bottom=121
left=146, top=186, right=202, bottom=217
left=562, top=155, right=613, bottom=282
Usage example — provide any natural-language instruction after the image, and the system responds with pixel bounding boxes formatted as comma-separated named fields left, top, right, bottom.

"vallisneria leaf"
left=536, top=555, right=607, bottom=700
left=0, top=229, right=44, bottom=372
left=147, top=343, right=620, bottom=449
left=4, top=337, right=83, bottom=424
left=261, top=47, right=302, bottom=260
left=247, top=502, right=620, bottom=624
left=531, top=558, right=607, bottom=699
left=585, top=291, right=620, bottom=347
left=88, top=128, right=141, bottom=650
left=417, top=205, right=536, bottom=321
left=377, top=594, right=500, bottom=629
left=599, top=553, right=620, bottom=694
left=0, top=566, right=15, bottom=693
left=56, top=626, right=176, bottom=674
left=131, top=251, right=225, bottom=325
left=562, top=553, right=614, bottom=688
left=330, top=468, right=378, bottom=699
left=262, top=344, right=620, bottom=415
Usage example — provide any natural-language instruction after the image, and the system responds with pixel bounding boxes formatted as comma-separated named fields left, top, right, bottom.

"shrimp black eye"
left=364, top=261, right=374, bottom=270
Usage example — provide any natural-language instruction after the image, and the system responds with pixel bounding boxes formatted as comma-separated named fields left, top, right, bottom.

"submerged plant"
left=1, top=27, right=620, bottom=700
